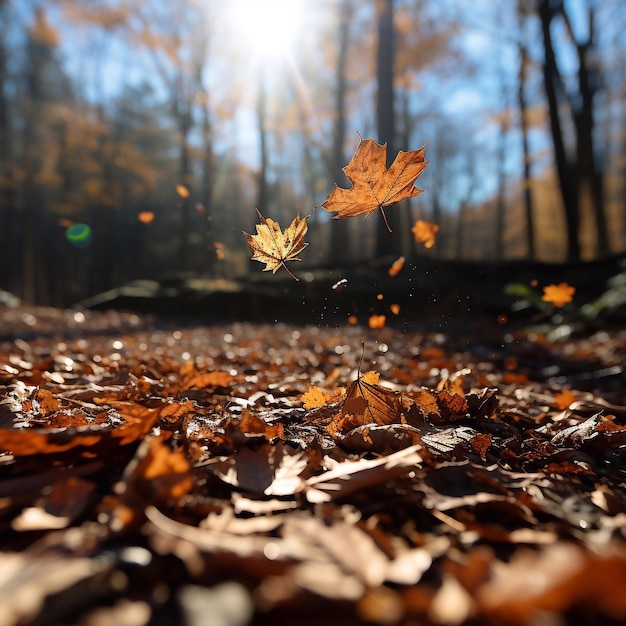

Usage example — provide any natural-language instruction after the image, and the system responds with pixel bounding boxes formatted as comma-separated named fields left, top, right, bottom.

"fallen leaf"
left=243, top=209, right=309, bottom=281
left=330, top=371, right=400, bottom=433
left=552, top=389, right=577, bottom=410
left=302, top=386, right=332, bottom=409
left=321, top=133, right=427, bottom=232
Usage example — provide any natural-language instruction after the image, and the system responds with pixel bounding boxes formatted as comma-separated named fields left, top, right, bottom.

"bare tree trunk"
left=375, top=0, right=398, bottom=257
left=567, top=3, right=609, bottom=255
left=256, top=81, right=269, bottom=217
left=200, top=95, right=215, bottom=274
left=537, top=0, right=580, bottom=260
left=0, top=16, right=16, bottom=293
left=177, top=92, right=193, bottom=272
left=516, top=31, right=535, bottom=258
left=329, top=0, right=351, bottom=265
left=494, top=114, right=507, bottom=260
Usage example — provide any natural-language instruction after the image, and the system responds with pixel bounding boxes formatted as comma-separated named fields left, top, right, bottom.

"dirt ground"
left=1, top=304, right=625, bottom=626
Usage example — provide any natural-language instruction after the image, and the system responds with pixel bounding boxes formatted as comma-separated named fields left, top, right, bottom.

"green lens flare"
left=66, top=223, right=92, bottom=244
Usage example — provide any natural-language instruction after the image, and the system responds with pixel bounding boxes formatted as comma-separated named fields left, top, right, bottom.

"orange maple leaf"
left=302, top=386, right=345, bottom=410
left=243, top=209, right=309, bottom=281
left=321, top=133, right=428, bottom=232
left=176, top=184, right=190, bottom=198
left=412, top=220, right=439, bottom=248
left=542, top=282, right=575, bottom=307
left=388, top=256, right=405, bottom=276
left=368, top=314, right=386, bottom=329
left=138, top=211, right=155, bottom=224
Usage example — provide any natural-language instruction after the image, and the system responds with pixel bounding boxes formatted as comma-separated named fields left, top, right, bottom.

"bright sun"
left=226, top=0, right=305, bottom=61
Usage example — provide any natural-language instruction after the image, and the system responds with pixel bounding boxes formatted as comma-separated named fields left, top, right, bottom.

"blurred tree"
left=375, top=0, right=397, bottom=257
left=517, top=0, right=536, bottom=259
left=21, top=6, right=69, bottom=304
left=0, top=2, right=16, bottom=293
left=132, top=0, right=213, bottom=273
left=328, top=0, right=353, bottom=265
left=536, top=0, right=608, bottom=260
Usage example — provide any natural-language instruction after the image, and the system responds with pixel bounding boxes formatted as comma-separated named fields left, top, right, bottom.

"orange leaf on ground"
left=542, top=282, right=575, bottom=307
left=412, top=220, right=439, bottom=248
left=321, top=133, right=427, bottom=232
left=552, top=389, right=577, bottom=410
left=302, top=386, right=330, bottom=409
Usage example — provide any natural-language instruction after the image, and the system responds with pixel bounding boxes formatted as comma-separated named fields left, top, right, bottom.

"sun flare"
left=226, top=0, right=305, bottom=61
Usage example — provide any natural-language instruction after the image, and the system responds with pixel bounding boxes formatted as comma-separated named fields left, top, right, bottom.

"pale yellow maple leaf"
left=244, top=209, right=309, bottom=281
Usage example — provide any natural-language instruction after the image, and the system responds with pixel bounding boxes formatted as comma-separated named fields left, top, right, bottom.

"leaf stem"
left=281, top=261, right=300, bottom=281
left=380, top=207, right=393, bottom=232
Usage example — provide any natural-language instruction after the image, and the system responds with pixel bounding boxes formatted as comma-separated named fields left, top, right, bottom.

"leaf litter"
left=0, top=307, right=625, bottom=625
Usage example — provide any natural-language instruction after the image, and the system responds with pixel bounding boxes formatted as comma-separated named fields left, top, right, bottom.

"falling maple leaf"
left=243, top=209, right=309, bottom=281
left=388, top=256, right=405, bottom=276
left=369, top=314, right=386, bottom=329
left=137, top=211, right=155, bottom=224
left=412, top=220, right=439, bottom=248
left=390, top=304, right=401, bottom=315
left=176, top=184, right=190, bottom=198
left=542, top=282, right=575, bottom=307
left=321, top=132, right=427, bottom=232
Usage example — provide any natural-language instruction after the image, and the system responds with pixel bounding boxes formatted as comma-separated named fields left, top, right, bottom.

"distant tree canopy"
left=0, top=0, right=624, bottom=306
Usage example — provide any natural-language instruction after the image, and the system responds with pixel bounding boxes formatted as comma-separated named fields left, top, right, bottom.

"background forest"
left=0, top=0, right=624, bottom=308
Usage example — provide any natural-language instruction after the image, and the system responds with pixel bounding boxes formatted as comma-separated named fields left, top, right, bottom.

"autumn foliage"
left=245, top=134, right=430, bottom=278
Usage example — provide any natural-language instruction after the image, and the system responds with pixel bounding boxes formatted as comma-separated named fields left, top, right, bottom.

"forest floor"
left=1, top=262, right=626, bottom=626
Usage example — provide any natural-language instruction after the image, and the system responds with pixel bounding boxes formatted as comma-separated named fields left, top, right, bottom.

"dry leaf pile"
left=1, top=307, right=625, bottom=625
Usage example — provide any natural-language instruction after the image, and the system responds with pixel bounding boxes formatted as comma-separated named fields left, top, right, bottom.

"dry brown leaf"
left=330, top=372, right=400, bottom=434
left=243, top=209, right=309, bottom=281
left=321, top=133, right=427, bottom=231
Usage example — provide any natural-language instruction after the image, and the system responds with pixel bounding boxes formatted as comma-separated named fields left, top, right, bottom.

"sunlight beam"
left=226, top=0, right=305, bottom=62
